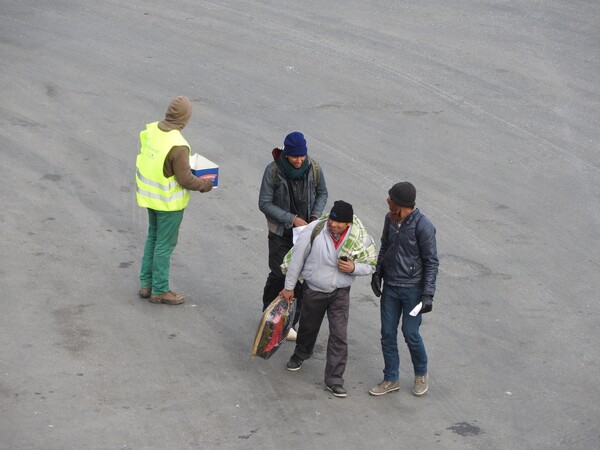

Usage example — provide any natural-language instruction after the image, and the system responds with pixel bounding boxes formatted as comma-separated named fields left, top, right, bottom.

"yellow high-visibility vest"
left=136, top=122, right=190, bottom=211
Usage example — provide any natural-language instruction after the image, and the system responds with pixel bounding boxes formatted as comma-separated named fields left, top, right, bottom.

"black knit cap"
left=389, top=182, right=416, bottom=207
left=329, top=200, right=354, bottom=223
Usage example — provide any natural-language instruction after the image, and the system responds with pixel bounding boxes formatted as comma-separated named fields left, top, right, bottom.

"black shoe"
left=327, top=384, right=347, bottom=398
left=286, top=354, right=303, bottom=371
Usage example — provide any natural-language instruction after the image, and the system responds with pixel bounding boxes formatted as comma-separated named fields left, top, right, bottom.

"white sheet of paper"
left=292, top=225, right=308, bottom=244
left=409, top=302, right=423, bottom=316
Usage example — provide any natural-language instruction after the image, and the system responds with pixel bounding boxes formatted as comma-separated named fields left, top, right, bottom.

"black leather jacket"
left=376, top=208, right=439, bottom=296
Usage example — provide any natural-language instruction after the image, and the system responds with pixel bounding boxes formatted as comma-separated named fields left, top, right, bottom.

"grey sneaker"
left=413, top=374, right=428, bottom=396
left=286, top=354, right=303, bottom=371
left=369, top=380, right=400, bottom=396
left=327, top=384, right=347, bottom=398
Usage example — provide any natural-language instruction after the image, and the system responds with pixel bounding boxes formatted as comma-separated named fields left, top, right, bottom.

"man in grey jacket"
left=280, top=201, right=377, bottom=398
left=258, top=132, right=328, bottom=338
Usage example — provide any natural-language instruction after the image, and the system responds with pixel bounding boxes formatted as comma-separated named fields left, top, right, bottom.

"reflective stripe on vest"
left=135, top=122, right=190, bottom=211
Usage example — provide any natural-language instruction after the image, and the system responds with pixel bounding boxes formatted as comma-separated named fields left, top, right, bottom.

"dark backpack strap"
left=413, top=213, right=424, bottom=251
left=310, top=159, right=320, bottom=186
left=310, top=220, right=326, bottom=244
left=271, top=147, right=284, bottom=184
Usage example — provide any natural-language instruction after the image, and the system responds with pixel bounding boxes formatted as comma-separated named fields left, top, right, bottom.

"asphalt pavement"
left=1, top=0, right=599, bottom=449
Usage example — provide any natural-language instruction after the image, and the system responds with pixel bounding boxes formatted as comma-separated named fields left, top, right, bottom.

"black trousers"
left=293, top=284, right=350, bottom=387
left=262, top=231, right=303, bottom=325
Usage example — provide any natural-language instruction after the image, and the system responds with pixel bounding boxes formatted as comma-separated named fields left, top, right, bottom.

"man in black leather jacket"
left=368, top=182, right=439, bottom=397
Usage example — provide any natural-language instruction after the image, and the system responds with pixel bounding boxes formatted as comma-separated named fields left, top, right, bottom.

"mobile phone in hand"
left=340, top=256, right=348, bottom=262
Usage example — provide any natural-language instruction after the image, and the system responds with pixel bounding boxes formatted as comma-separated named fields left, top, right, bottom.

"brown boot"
left=413, top=374, right=428, bottom=396
left=138, top=288, right=151, bottom=298
left=149, top=291, right=184, bottom=305
left=369, top=380, right=400, bottom=396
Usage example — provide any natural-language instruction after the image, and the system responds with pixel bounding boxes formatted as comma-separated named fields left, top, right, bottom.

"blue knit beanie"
left=283, top=131, right=308, bottom=156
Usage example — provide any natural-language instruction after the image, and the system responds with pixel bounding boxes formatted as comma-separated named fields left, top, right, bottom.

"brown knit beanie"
left=163, top=96, right=192, bottom=130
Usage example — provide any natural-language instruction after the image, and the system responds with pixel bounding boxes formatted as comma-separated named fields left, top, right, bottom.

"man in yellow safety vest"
left=135, top=96, right=213, bottom=305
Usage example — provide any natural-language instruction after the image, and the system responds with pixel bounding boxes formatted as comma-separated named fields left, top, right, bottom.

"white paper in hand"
left=292, top=225, right=308, bottom=244
left=409, top=302, right=423, bottom=317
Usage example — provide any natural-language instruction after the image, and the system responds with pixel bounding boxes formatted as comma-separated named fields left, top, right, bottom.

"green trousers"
left=140, top=208, right=185, bottom=295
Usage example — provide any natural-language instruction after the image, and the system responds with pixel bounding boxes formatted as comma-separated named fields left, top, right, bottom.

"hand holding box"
left=190, top=153, right=219, bottom=187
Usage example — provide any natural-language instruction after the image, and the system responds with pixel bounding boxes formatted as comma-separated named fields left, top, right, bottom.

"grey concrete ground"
left=1, top=0, right=599, bottom=449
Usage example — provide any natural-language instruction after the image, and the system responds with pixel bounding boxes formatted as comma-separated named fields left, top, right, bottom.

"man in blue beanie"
left=258, top=131, right=328, bottom=339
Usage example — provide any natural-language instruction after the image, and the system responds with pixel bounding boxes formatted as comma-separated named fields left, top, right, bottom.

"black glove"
left=371, top=272, right=382, bottom=297
left=420, top=294, right=433, bottom=314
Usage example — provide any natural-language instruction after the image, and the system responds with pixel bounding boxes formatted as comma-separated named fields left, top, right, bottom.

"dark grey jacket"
left=258, top=151, right=328, bottom=236
left=376, top=208, right=439, bottom=296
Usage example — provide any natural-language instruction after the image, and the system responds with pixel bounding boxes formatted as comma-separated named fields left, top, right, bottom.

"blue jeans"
left=380, top=285, right=427, bottom=381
